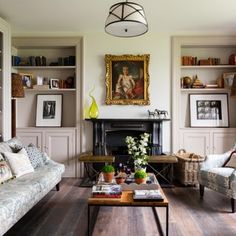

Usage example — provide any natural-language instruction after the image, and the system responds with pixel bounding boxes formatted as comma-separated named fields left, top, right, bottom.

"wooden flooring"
left=5, top=178, right=236, bottom=236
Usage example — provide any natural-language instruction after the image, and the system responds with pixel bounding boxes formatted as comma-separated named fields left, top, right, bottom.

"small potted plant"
left=134, top=170, right=147, bottom=184
left=101, top=165, right=115, bottom=183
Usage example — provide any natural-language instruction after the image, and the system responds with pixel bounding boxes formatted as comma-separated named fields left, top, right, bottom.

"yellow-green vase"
left=89, top=89, right=99, bottom=119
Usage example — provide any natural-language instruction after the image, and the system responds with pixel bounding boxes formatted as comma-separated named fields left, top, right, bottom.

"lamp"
left=11, top=73, right=24, bottom=137
left=105, top=0, right=148, bottom=37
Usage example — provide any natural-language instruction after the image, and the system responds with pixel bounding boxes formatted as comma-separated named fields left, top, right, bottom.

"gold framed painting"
left=105, top=54, right=150, bottom=105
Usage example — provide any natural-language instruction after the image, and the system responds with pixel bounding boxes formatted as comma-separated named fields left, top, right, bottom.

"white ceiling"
left=0, top=0, right=236, bottom=34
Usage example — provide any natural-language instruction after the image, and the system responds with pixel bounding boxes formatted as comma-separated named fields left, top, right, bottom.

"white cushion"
left=4, top=148, right=34, bottom=177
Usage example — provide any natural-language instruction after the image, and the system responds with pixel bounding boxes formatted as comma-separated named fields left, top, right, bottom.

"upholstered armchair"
left=198, top=150, right=236, bottom=213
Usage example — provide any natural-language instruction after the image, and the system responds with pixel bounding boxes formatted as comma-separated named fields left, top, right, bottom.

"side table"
left=148, top=155, right=178, bottom=187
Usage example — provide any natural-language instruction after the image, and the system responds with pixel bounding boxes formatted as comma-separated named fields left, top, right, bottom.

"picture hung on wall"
left=105, top=54, right=150, bottom=105
left=20, top=73, right=33, bottom=88
left=36, top=94, right=62, bottom=127
left=189, top=93, right=229, bottom=127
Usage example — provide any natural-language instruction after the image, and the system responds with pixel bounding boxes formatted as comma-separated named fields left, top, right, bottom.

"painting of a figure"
left=105, top=54, right=150, bottom=105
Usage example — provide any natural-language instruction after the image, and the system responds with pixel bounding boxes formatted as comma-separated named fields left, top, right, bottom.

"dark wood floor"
left=5, top=178, right=236, bottom=236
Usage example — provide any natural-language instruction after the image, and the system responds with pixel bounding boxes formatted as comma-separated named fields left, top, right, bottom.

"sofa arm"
left=201, top=151, right=232, bottom=170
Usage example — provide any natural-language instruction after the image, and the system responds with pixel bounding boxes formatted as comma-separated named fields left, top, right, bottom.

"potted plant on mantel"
left=101, top=165, right=115, bottom=183
left=134, top=170, right=147, bottom=184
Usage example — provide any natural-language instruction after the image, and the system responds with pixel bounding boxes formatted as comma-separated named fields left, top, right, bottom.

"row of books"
left=182, top=56, right=221, bottom=66
left=91, top=185, right=164, bottom=201
left=12, top=55, right=75, bottom=66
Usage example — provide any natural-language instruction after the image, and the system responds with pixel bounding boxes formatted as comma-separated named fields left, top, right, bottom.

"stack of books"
left=133, top=190, right=164, bottom=201
left=92, top=185, right=122, bottom=198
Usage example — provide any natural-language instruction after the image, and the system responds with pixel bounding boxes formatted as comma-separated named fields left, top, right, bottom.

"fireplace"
left=86, top=118, right=170, bottom=165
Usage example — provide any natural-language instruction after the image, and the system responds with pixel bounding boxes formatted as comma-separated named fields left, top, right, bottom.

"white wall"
left=82, top=32, right=172, bottom=152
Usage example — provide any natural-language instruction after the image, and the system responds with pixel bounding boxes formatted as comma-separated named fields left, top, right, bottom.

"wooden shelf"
left=181, top=65, right=236, bottom=69
left=13, top=66, right=76, bottom=70
left=180, top=88, right=229, bottom=92
left=24, top=88, right=76, bottom=92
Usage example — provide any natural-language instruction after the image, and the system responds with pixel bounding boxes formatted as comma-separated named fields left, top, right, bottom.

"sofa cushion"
left=24, top=144, right=44, bottom=169
left=0, top=160, right=64, bottom=236
left=199, top=167, right=235, bottom=189
left=6, top=137, right=24, bottom=152
left=0, top=161, right=13, bottom=184
left=4, top=149, right=34, bottom=177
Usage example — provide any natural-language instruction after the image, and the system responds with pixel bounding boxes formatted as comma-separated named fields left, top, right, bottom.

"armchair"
left=198, top=150, right=236, bottom=213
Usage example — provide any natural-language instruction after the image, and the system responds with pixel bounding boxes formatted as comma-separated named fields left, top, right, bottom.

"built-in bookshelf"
left=172, top=36, right=236, bottom=156
left=12, top=37, right=83, bottom=177
left=12, top=37, right=80, bottom=128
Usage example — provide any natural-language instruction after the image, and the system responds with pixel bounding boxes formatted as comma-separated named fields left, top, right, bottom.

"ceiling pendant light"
left=105, top=0, right=148, bottom=38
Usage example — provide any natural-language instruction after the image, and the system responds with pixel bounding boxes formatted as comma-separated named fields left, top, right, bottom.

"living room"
left=0, top=0, right=236, bottom=236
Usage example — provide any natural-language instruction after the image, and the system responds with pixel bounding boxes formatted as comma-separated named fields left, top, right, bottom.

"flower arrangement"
left=125, top=133, right=150, bottom=170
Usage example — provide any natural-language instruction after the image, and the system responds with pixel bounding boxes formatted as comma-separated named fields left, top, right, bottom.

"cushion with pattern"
left=24, top=144, right=44, bottom=169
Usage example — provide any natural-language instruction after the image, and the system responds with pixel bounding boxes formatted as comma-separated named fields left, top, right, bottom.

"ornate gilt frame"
left=105, top=54, right=150, bottom=105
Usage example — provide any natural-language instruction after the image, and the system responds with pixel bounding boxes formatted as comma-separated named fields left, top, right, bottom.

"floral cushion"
left=3, top=149, right=34, bottom=178
left=24, top=144, right=44, bottom=169
left=0, top=161, right=13, bottom=184
left=6, top=137, right=24, bottom=152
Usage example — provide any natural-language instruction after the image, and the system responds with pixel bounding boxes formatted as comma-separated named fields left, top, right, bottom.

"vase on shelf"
left=89, top=87, right=99, bottom=119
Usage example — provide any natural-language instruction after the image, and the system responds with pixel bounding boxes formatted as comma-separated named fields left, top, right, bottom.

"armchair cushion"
left=199, top=167, right=235, bottom=189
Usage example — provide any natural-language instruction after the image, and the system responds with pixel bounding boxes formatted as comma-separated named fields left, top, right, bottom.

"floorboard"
left=4, top=178, right=236, bottom=236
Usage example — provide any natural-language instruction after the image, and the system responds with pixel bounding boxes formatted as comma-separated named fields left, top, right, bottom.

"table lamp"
left=11, top=73, right=24, bottom=137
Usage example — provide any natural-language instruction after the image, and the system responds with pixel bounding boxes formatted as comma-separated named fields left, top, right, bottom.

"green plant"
left=134, top=170, right=147, bottom=179
left=101, top=165, right=115, bottom=173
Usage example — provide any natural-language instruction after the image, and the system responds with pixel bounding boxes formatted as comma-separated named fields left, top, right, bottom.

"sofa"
left=0, top=139, right=65, bottom=236
left=198, top=150, right=236, bottom=213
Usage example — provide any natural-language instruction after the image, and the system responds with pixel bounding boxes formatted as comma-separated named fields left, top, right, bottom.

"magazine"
left=133, top=190, right=164, bottom=201
left=92, top=184, right=122, bottom=198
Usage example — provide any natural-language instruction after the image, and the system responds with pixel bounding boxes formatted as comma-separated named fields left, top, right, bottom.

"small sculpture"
left=148, top=109, right=168, bottom=119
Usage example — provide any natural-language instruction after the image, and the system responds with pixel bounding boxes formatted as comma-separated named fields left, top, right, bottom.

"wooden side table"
left=78, top=152, right=115, bottom=186
left=148, top=155, right=178, bottom=187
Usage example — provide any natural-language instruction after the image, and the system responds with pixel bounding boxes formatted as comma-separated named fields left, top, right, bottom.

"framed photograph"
left=36, top=94, right=62, bottom=127
left=105, top=54, right=150, bottom=105
left=190, top=93, right=229, bottom=127
left=50, top=79, right=59, bottom=89
left=20, top=73, right=33, bottom=88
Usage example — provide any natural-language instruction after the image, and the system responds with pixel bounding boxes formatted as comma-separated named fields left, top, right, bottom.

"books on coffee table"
left=133, top=190, right=164, bottom=201
left=92, top=184, right=122, bottom=198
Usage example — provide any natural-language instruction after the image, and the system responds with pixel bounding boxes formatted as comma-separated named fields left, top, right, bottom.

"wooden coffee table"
left=87, top=177, right=169, bottom=236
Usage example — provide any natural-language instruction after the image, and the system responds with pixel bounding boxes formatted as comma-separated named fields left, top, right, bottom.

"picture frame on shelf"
left=105, top=54, right=150, bottom=105
left=20, top=73, right=33, bottom=88
left=36, top=94, right=62, bottom=127
left=189, top=93, right=229, bottom=127
left=50, top=78, right=59, bottom=89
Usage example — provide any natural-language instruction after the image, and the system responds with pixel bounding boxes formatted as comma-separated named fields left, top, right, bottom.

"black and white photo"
left=190, top=94, right=229, bottom=127
left=36, top=94, right=62, bottom=127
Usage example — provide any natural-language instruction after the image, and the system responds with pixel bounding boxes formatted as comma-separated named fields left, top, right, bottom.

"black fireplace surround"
left=86, top=118, right=170, bottom=159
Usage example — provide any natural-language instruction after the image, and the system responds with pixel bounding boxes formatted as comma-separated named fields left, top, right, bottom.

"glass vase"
left=89, top=88, right=99, bottom=119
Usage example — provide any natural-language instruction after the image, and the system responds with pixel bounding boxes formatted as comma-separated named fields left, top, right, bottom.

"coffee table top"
left=88, top=174, right=169, bottom=207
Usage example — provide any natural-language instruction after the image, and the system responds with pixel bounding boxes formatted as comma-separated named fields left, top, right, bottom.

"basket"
left=174, top=149, right=205, bottom=185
